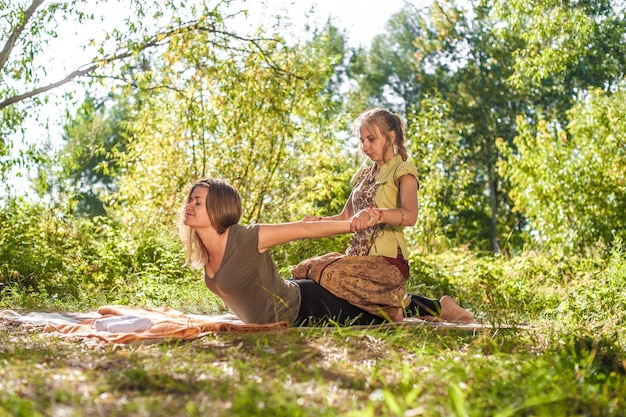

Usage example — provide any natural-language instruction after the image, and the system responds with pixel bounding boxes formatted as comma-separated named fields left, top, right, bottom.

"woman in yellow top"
left=301, top=107, right=473, bottom=324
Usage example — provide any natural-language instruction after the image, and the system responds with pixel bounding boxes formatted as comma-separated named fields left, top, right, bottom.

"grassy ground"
left=1, top=249, right=625, bottom=416
left=1, top=315, right=624, bottom=416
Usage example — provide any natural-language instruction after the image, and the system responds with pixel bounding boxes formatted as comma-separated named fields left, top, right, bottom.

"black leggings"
left=292, top=279, right=441, bottom=327
left=406, top=294, right=441, bottom=317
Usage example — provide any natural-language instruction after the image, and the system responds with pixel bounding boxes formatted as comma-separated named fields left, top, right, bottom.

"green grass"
left=1, top=322, right=624, bottom=416
left=1, top=247, right=626, bottom=416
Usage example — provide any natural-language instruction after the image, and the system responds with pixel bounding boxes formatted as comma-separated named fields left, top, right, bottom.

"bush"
left=0, top=198, right=202, bottom=311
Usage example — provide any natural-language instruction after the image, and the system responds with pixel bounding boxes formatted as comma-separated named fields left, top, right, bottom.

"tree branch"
left=0, top=0, right=45, bottom=71
left=0, top=20, right=291, bottom=112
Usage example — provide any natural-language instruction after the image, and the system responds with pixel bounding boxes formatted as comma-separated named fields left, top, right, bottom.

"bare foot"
left=439, top=295, right=474, bottom=324
left=391, top=308, right=403, bottom=322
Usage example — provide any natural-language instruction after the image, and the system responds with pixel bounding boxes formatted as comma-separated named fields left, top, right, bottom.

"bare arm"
left=258, top=208, right=379, bottom=253
left=378, top=174, right=419, bottom=226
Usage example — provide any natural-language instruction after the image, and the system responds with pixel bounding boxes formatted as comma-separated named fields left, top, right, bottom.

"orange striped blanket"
left=42, top=305, right=289, bottom=345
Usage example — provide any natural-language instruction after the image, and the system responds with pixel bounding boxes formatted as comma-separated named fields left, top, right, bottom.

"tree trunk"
left=488, top=165, right=500, bottom=254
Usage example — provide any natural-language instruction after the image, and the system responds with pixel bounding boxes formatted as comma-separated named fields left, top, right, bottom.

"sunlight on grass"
left=2, top=248, right=626, bottom=416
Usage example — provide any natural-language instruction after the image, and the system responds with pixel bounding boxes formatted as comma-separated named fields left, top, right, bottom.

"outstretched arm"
left=258, top=208, right=381, bottom=253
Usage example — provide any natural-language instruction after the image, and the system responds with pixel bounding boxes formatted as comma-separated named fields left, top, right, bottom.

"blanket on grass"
left=1, top=306, right=518, bottom=346
left=1, top=305, right=289, bottom=345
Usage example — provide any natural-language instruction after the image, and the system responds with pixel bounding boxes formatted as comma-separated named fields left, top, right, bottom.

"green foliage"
left=1, top=0, right=289, bottom=190
left=346, top=7, right=425, bottom=114
left=497, top=0, right=626, bottom=122
left=1, top=0, right=126, bottom=182
left=0, top=196, right=205, bottom=312
left=498, top=88, right=626, bottom=254
left=104, top=21, right=353, bottom=237
left=0, top=103, right=27, bottom=183
left=415, top=0, right=530, bottom=253
left=35, top=95, right=133, bottom=217
left=406, top=95, right=487, bottom=252
left=559, top=237, right=626, bottom=330
left=0, top=198, right=105, bottom=304
left=407, top=247, right=619, bottom=327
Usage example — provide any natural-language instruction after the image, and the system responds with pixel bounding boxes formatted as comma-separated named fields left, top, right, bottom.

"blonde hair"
left=178, top=178, right=242, bottom=269
left=352, top=107, right=408, bottom=162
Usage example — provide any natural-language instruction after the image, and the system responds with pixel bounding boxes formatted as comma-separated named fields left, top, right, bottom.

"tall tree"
left=497, top=0, right=626, bottom=124
left=418, top=0, right=528, bottom=253
left=346, top=7, right=427, bottom=115
left=352, top=1, right=527, bottom=253
left=103, top=22, right=352, bottom=236
left=35, top=94, right=133, bottom=217
left=492, top=0, right=626, bottom=253
left=348, top=0, right=626, bottom=254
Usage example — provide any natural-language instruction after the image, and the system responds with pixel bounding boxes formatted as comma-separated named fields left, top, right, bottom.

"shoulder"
left=230, top=223, right=259, bottom=244
left=392, top=158, right=418, bottom=184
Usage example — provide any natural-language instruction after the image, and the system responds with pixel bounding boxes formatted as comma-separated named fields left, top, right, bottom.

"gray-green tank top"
left=204, top=223, right=301, bottom=324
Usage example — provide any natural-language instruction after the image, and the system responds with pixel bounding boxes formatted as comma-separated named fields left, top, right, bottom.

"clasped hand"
left=349, top=208, right=382, bottom=232
left=300, top=210, right=381, bottom=233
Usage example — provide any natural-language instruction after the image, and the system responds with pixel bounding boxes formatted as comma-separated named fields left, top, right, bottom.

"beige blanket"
left=42, top=305, right=289, bottom=345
